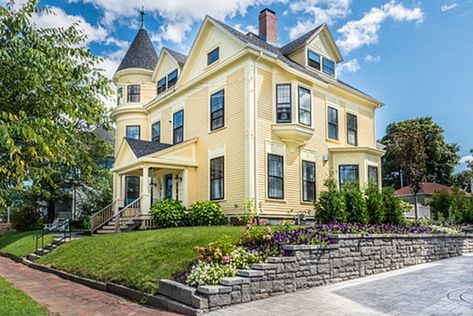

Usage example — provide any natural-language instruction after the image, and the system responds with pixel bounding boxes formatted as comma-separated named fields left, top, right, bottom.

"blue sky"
left=5, top=0, right=473, bottom=168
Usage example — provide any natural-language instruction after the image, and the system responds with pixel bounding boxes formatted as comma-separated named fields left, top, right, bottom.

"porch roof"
left=125, top=138, right=172, bottom=158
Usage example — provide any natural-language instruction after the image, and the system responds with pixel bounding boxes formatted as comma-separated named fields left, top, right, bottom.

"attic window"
left=207, top=47, right=220, bottom=65
left=307, top=50, right=321, bottom=70
left=167, top=69, right=178, bottom=88
left=323, top=58, right=335, bottom=77
left=157, top=78, right=166, bottom=95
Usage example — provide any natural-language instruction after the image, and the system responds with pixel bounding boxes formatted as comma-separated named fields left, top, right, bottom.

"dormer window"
left=167, top=69, right=178, bottom=88
left=323, top=58, right=335, bottom=77
left=307, top=50, right=321, bottom=70
left=207, top=47, right=219, bottom=65
left=157, top=78, right=166, bottom=95
left=157, top=69, right=178, bottom=95
left=127, top=85, right=140, bottom=103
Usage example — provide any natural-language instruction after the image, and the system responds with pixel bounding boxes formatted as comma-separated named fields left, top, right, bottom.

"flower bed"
left=183, top=223, right=433, bottom=287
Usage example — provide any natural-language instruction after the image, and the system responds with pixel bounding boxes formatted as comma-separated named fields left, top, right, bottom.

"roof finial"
left=140, top=6, right=145, bottom=29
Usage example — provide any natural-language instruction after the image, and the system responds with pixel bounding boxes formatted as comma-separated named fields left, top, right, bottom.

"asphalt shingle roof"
left=209, top=16, right=379, bottom=104
left=125, top=138, right=172, bottom=158
left=280, top=25, right=323, bottom=55
left=117, top=29, right=158, bottom=72
left=166, top=47, right=188, bottom=67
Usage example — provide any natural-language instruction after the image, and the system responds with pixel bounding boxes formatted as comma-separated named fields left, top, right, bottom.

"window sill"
left=211, top=199, right=226, bottom=203
left=265, top=198, right=287, bottom=204
left=204, top=60, right=221, bottom=71
left=326, top=137, right=341, bottom=144
left=300, top=201, right=314, bottom=205
left=208, top=126, right=227, bottom=135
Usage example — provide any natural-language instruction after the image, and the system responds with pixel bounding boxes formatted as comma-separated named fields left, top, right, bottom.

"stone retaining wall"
left=158, top=233, right=473, bottom=315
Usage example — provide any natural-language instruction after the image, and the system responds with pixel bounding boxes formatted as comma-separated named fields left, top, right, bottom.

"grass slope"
left=39, top=226, right=243, bottom=294
left=0, top=276, right=48, bottom=316
left=0, top=230, right=53, bottom=257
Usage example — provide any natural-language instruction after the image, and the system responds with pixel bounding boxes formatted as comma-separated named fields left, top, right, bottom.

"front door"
left=164, top=174, right=173, bottom=200
left=125, top=176, right=140, bottom=206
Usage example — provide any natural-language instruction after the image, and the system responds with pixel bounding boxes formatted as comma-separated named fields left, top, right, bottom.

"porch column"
left=141, top=166, right=151, bottom=214
left=113, top=173, right=124, bottom=212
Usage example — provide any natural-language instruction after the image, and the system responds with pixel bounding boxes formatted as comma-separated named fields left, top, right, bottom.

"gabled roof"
left=207, top=17, right=379, bottom=104
left=280, top=24, right=343, bottom=62
left=280, top=25, right=323, bottom=55
left=125, top=138, right=172, bottom=158
left=116, top=29, right=158, bottom=72
left=394, top=183, right=453, bottom=196
left=165, top=47, right=188, bottom=67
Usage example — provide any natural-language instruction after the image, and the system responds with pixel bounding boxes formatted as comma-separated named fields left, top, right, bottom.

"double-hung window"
left=117, top=87, right=123, bottom=105
left=302, top=161, right=316, bottom=202
left=268, top=154, right=284, bottom=199
left=307, top=50, right=321, bottom=70
left=157, top=77, right=166, bottom=95
left=210, top=157, right=224, bottom=200
left=173, top=110, right=184, bottom=144
left=126, top=125, right=140, bottom=140
left=152, top=121, right=161, bottom=142
left=207, top=47, right=220, bottom=65
left=339, top=165, right=359, bottom=187
left=167, top=69, right=178, bottom=88
left=127, top=85, right=140, bottom=103
left=327, top=107, right=339, bottom=140
left=368, top=166, right=379, bottom=185
left=347, top=113, right=358, bottom=146
left=298, top=86, right=311, bottom=126
left=323, top=58, right=335, bottom=76
left=210, top=90, right=224, bottom=130
left=276, top=84, right=291, bottom=123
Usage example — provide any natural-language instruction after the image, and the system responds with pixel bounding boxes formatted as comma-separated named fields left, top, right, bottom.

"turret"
left=111, top=8, right=158, bottom=154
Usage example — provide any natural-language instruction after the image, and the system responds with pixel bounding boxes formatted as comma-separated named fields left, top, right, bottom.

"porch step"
left=96, top=229, right=117, bottom=234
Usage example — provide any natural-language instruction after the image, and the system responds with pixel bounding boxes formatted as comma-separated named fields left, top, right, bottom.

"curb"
left=0, top=254, right=193, bottom=315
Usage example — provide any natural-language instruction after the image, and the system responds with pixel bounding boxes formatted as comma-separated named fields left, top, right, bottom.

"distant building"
left=394, top=182, right=453, bottom=206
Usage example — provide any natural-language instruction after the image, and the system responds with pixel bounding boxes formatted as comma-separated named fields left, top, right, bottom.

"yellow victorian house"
left=92, top=8, right=384, bottom=233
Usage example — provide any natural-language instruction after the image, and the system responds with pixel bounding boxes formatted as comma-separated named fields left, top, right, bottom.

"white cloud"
left=441, top=3, right=458, bottom=12
left=288, top=0, right=351, bottom=40
left=336, top=0, right=424, bottom=54
left=68, top=0, right=285, bottom=44
left=460, top=155, right=473, bottom=164
left=364, top=54, right=381, bottom=63
left=233, top=23, right=258, bottom=34
left=32, top=6, right=108, bottom=45
left=336, top=58, right=360, bottom=76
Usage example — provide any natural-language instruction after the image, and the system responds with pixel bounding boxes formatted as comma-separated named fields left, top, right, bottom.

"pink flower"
left=207, top=257, right=213, bottom=263
left=222, top=256, right=230, bottom=264
left=246, top=223, right=252, bottom=229
left=197, top=255, right=204, bottom=261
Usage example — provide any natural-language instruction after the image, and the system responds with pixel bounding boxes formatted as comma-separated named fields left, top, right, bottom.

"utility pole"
left=400, top=169, right=404, bottom=188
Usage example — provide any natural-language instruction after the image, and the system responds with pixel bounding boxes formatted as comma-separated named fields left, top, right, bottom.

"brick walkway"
left=0, top=256, right=179, bottom=316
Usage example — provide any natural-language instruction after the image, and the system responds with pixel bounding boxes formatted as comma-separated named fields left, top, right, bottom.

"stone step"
left=52, top=238, right=66, bottom=245
left=237, top=269, right=264, bottom=278
left=27, top=253, right=41, bottom=261
left=36, top=248, right=51, bottom=256
left=96, top=229, right=117, bottom=234
left=44, top=244, right=58, bottom=251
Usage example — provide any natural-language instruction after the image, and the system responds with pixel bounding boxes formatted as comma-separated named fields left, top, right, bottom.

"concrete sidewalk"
left=0, top=256, right=178, bottom=316
left=209, top=254, right=473, bottom=316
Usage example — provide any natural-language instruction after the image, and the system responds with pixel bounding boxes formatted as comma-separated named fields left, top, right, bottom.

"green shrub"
left=314, top=176, right=346, bottom=223
left=365, top=183, right=385, bottom=224
left=11, top=205, right=43, bottom=231
left=430, top=191, right=452, bottom=221
left=342, top=183, right=368, bottom=224
left=150, top=199, right=185, bottom=228
left=430, top=189, right=473, bottom=224
left=188, top=200, right=227, bottom=226
left=382, top=188, right=405, bottom=225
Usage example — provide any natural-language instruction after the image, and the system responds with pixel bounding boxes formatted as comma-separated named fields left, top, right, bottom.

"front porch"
left=91, top=138, right=198, bottom=233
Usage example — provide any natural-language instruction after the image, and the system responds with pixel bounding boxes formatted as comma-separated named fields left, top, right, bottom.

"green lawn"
left=0, top=230, right=53, bottom=257
left=39, top=226, right=244, bottom=294
left=0, top=276, right=48, bottom=316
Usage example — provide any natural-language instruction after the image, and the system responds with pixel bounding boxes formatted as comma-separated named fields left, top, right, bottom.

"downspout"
left=254, top=52, right=263, bottom=221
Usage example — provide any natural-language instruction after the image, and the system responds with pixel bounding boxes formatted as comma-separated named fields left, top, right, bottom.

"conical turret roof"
left=116, top=28, right=158, bottom=72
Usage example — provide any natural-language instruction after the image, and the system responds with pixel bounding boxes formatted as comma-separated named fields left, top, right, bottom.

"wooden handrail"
left=112, top=197, right=142, bottom=233
left=90, top=201, right=116, bottom=233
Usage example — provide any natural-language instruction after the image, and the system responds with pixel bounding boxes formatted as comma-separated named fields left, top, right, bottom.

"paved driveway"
left=209, top=254, right=473, bottom=316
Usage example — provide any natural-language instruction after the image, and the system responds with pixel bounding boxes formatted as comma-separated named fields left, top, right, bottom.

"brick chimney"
left=258, top=8, right=278, bottom=45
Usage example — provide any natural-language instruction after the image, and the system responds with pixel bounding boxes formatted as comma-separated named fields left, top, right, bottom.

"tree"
left=386, top=124, right=428, bottom=221
left=0, top=1, right=112, bottom=210
left=381, top=117, right=459, bottom=188
left=341, top=183, right=368, bottom=224
left=452, top=170, right=473, bottom=193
